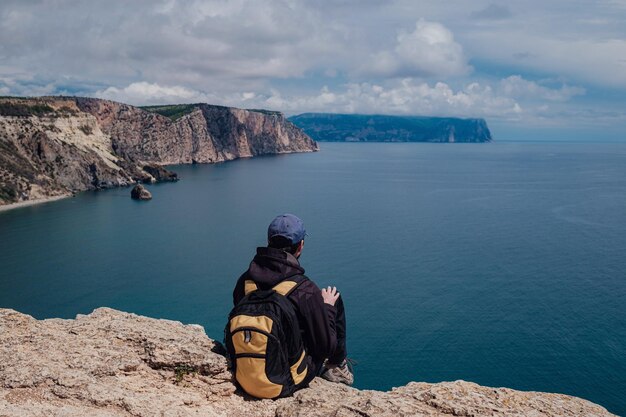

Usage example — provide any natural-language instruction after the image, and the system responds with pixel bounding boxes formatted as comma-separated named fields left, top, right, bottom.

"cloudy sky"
left=1, top=0, right=625, bottom=140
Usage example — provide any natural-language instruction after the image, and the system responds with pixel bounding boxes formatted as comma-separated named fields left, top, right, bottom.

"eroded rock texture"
left=0, top=97, right=318, bottom=206
left=0, top=308, right=615, bottom=417
left=130, top=184, right=152, bottom=200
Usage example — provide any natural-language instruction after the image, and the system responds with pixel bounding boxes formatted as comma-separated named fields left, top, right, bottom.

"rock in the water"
left=131, top=184, right=152, bottom=200
left=142, top=164, right=179, bottom=182
left=0, top=308, right=616, bottom=417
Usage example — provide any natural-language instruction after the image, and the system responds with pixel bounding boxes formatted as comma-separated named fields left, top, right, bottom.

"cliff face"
left=289, top=113, right=493, bottom=143
left=0, top=308, right=615, bottom=417
left=0, top=97, right=318, bottom=206
left=75, top=99, right=316, bottom=165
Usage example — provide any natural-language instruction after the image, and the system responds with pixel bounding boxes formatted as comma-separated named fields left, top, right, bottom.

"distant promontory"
left=289, top=113, right=492, bottom=143
left=0, top=97, right=318, bottom=207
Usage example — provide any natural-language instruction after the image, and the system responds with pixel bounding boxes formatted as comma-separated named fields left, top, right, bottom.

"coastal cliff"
left=0, top=308, right=615, bottom=417
left=0, top=97, right=318, bottom=206
left=289, top=113, right=492, bottom=143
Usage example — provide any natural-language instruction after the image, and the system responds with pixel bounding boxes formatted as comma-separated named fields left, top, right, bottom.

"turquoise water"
left=1, top=142, right=625, bottom=415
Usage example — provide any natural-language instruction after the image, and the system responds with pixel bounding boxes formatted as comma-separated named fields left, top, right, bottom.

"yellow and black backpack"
left=225, top=276, right=309, bottom=399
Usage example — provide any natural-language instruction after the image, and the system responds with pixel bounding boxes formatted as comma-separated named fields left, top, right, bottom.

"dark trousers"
left=328, top=295, right=347, bottom=365
left=300, top=295, right=350, bottom=386
left=308, top=295, right=348, bottom=381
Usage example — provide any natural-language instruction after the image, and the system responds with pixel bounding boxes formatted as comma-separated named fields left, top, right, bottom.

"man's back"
left=233, top=246, right=338, bottom=363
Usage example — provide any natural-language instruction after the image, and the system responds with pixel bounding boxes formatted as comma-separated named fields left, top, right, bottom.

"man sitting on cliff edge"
left=227, top=214, right=352, bottom=398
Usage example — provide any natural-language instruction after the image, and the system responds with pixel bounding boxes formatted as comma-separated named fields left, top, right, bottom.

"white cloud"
left=0, top=0, right=625, bottom=130
left=93, top=81, right=268, bottom=108
left=89, top=75, right=593, bottom=126
left=244, top=79, right=522, bottom=119
left=0, top=0, right=347, bottom=92
left=2, top=0, right=625, bottom=91
left=0, top=73, right=58, bottom=97
left=261, top=76, right=585, bottom=121
left=464, top=20, right=626, bottom=88
left=367, top=20, right=470, bottom=78
left=499, top=76, right=585, bottom=101
left=95, top=82, right=211, bottom=106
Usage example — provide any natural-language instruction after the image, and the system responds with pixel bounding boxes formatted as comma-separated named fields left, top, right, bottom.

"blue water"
left=1, top=142, right=625, bottom=415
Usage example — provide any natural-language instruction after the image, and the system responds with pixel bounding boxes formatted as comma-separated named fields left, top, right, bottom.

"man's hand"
left=321, top=286, right=340, bottom=306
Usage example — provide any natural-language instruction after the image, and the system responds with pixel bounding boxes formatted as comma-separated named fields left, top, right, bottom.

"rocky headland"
left=289, top=113, right=492, bottom=143
left=0, top=97, right=318, bottom=207
left=0, top=308, right=615, bottom=417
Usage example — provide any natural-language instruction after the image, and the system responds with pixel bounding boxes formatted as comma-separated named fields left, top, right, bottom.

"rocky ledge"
left=0, top=308, right=615, bottom=417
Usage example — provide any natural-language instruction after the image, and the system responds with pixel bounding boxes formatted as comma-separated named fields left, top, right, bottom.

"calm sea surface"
left=1, top=142, right=625, bottom=415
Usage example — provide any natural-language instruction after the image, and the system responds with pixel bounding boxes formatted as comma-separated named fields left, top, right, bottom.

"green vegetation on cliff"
left=245, top=108, right=282, bottom=116
left=0, top=102, right=54, bottom=117
left=141, top=104, right=198, bottom=120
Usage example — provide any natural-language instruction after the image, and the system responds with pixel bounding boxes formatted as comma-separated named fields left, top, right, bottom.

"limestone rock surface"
left=0, top=308, right=616, bottom=417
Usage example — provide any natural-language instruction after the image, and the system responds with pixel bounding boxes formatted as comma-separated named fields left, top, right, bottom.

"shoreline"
left=0, top=149, right=318, bottom=214
left=0, top=194, right=71, bottom=213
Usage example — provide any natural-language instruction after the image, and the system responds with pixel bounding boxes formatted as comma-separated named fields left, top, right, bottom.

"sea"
left=0, top=142, right=624, bottom=415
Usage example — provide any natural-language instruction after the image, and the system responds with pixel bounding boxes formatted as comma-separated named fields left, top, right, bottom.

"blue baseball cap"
left=267, top=214, right=306, bottom=244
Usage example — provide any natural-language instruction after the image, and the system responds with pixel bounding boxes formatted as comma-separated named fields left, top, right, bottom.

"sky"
left=1, top=0, right=625, bottom=140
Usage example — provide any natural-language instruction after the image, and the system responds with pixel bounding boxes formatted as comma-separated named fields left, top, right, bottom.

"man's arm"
left=291, top=279, right=338, bottom=361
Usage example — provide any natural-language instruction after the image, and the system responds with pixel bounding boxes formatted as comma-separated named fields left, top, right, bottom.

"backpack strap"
left=272, top=276, right=305, bottom=297
left=244, top=280, right=258, bottom=295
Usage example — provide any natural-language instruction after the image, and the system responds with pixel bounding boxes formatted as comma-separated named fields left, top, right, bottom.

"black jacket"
left=233, top=247, right=338, bottom=363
